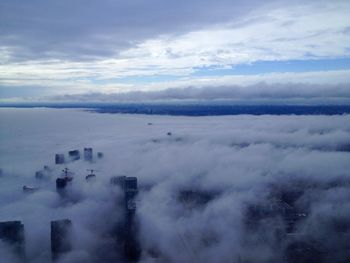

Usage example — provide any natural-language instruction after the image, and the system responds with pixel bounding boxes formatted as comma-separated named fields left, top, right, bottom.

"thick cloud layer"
left=0, top=0, right=262, bottom=61
left=0, top=108, right=350, bottom=262
left=5, top=0, right=327, bottom=63
left=50, top=82, right=350, bottom=104
left=1, top=0, right=349, bottom=99
left=1, top=0, right=348, bottom=62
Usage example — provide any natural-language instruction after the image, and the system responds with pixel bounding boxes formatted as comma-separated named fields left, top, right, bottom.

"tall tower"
left=51, top=219, right=72, bottom=261
left=0, top=221, right=25, bottom=261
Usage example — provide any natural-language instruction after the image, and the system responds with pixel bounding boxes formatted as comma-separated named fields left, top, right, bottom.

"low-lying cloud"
left=49, top=82, right=350, bottom=104
left=1, top=108, right=350, bottom=262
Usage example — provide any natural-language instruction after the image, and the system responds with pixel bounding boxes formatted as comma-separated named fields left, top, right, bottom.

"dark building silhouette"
left=111, top=176, right=141, bottom=261
left=84, top=148, right=93, bottom=161
left=68, top=150, right=80, bottom=161
left=56, top=178, right=68, bottom=190
left=111, top=176, right=137, bottom=192
left=55, top=154, right=65, bottom=164
left=51, top=219, right=72, bottom=261
left=125, top=177, right=138, bottom=191
left=86, top=169, right=96, bottom=181
left=0, top=221, right=25, bottom=260
left=35, top=166, right=51, bottom=180
left=35, top=170, right=45, bottom=179
left=124, top=190, right=139, bottom=261
left=284, top=239, right=324, bottom=263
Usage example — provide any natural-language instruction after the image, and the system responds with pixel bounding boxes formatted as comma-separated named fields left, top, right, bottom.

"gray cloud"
left=49, top=82, right=350, bottom=104
left=1, top=0, right=349, bottom=98
left=2, top=0, right=341, bottom=63
left=0, top=0, right=264, bottom=62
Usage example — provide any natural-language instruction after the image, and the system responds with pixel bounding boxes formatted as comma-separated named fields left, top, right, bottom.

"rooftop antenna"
left=61, top=167, right=73, bottom=181
left=62, top=168, right=70, bottom=177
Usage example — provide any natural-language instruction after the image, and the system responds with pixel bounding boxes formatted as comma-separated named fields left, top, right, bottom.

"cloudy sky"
left=0, top=0, right=350, bottom=102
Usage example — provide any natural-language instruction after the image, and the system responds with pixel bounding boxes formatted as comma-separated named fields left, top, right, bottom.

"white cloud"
left=1, top=108, right=350, bottom=262
left=122, top=1, right=350, bottom=68
left=0, top=1, right=349, bottom=97
left=24, top=70, right=350, bottom=105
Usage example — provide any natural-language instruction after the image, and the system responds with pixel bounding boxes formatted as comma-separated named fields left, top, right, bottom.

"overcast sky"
left=0, top=0, right=350, bottom=102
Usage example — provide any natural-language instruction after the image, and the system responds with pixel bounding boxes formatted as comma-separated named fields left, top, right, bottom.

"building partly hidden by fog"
left=1, top=146, right=142, bottom=263
left=51, top=219, right=72, bottom=261
left=84, top=148, right=93, bottom=162
left=0, top=219, right=73, bottom=262
left=55, top=154, right=65, bottom=165
left=111, top=176, right=141, bottom=261
left=1, top=110, right=350, bottom=262
left=68, top=150, right=80, bottom=161
left=0, top=221, right=25, bottom=261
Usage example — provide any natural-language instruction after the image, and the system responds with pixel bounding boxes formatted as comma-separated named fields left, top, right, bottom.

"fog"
left=0, top=108, right=350, bottom=262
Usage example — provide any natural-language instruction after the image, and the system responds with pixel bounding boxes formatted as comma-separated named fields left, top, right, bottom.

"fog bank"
left=0, top=108, right=350, bottom=262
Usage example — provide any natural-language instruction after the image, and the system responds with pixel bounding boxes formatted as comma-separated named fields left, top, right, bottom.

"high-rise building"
left=84, top=148, right=93, bottom=161
left=68, top=150, right=80, bottom=161
left=125, top=177, right=138, bottom=191
left=35, top=170, right=45, bottom=179
left=51, top=219, right=72, bottom=261
left=111, top=176, right=141, bottom=261
left=55, top=154, right=65, bottom=164
left=0, top=221, right=25, bottom=260
left=56, top=178, right=68, bottom=190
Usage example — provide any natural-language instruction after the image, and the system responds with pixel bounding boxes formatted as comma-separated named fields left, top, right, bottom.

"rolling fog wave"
left=0, top=108, right=350, bottom=262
